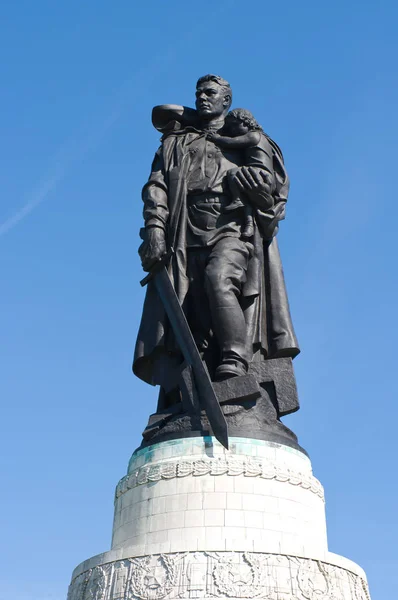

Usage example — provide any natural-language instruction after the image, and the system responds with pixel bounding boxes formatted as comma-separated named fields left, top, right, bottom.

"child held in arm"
left=207, top=108, right=273, bottom=239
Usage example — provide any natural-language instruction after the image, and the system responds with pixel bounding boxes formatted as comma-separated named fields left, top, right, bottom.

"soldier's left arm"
left=232, top=137, right=275, bottom=210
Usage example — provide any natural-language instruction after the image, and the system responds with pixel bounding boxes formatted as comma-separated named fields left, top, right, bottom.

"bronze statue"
left=133, top=75, right=302, bottom=450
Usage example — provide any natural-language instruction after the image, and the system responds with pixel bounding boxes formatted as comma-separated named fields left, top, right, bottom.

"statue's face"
left=195, top=81, right=230, bottom=119
left=226, top=116, right=249, bottom=137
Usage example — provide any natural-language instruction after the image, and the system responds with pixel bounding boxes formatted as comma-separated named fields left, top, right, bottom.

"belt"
left=187, top=193, right=229, bottom=205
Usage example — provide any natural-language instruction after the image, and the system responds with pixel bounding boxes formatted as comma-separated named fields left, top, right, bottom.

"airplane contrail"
left=0, top=170, right=66, bottom=237
left=0, top=0, right=237, bottom=240
left=0, top=103, right=124, bottom=239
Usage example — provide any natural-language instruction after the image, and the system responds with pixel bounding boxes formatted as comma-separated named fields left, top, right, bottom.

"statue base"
left=141, top=358, right=303, bottom=451
left=67, top=437, right=371, bottom=600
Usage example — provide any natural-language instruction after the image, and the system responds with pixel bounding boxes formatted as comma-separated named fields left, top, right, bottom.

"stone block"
left=233, top=477, right=254, bottom=494
left=166, top=511, right=183, bottom=530
left=263, top=512, right=282, bottom=531
left=158, top=479, right=178, bottom=497
left=151, top=496, right=166, bottom=515
left=205, top=526, right=223, bottom=545
left=224, top=509, right=245, bottom=527
left=200, top=535, right=225, bottom=551
left=184, top=509, right=204, bottom=528
left=225, top=536, right=254, bottom=551
left=278, top=497, right=303, bottom=519
left=253, top=531, right=281, bottom=553
left=226, top=492, right=243, bottom=510
left=244, top=510, right=264, bottom=528
left=127, top=541, right=146, bottom=556
left=203, top=492, right=226, bottom=509
left=169, top=539, right=195, bottom=552
left=194, top=476, right=215, bottom=493
left=261, top=495, right=279, bottom=513
left=245, top=526, right=266, bottom=542
left=145, top=529, right=168, bottom=546
left=204, top=509, right=225, bottom=527
left=279, top=532, right=296, bottom=552
left=149, top=513, right=167, bottom=532
left=166, top=527, right=184, bottom=543
left=241, top=493, right=264, bottom=511
left=133, top=516, right=149, bottom=536
left=134, top=500, right=150, bottom=520
left=186, top=492, right=203, bottom=510
left=224, top=525, right=247, bottom=540
left=213, top=475, right=235, bottom=492
left=156, top=541, right=171, bottom=554
left=165, top=493, right=188, bottom=513
left=177, top=477, right=197, bottom=494
left=182, top=526, right=206, bottom=545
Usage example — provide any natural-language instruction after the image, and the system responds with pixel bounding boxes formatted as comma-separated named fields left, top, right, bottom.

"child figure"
left=207, top=108, right=272, bottom=239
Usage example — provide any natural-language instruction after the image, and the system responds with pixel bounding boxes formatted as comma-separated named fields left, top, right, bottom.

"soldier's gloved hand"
left=139, top=226, right=167, bottom=272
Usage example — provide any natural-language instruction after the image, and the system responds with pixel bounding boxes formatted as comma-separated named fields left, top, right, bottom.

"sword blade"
left=153, top=266, right=229, bottom=449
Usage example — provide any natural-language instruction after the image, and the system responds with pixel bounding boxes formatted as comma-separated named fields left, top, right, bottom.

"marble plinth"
left=67, top=437, right=371, bottom=600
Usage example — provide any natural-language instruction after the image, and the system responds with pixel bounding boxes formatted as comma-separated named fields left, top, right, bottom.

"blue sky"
left=1, top=1, right=397, bottom=599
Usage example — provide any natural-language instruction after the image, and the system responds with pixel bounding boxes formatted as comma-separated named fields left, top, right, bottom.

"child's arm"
left=207, top=131, right=261, bottom=148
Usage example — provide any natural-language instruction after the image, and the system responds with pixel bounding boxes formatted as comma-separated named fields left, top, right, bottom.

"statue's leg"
left=204, top=237, right=251, bottom=379
left=224, top=168, right=245, bottom=212
left=242, top=204, right=254, bottom=239
left=225, top=169, right=254, bottom=238
left=186, top=248, right=219, bottom=377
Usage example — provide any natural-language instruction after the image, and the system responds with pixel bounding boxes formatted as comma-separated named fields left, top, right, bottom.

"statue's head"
left=226, top=108, right=263, bottom=135
left=195, top=74, right=232, bottom=121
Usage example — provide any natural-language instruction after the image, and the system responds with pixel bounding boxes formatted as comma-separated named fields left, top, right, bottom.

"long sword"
left=140, top=249, right=229, bottom=449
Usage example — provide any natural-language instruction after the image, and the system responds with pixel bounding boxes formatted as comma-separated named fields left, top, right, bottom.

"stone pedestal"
left=67, top=437, right=371, bottom=600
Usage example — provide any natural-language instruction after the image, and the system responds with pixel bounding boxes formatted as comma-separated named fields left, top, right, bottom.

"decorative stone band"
left=115, top=456, right=324, bottom=502
left=67, top=550, right=371, bottom=600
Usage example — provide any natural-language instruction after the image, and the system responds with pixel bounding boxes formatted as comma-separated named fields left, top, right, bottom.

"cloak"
left=133, top=128, right=299, bottom=387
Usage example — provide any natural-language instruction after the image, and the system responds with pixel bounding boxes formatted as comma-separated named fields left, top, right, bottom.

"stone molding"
left=115, top=456, right=324, bottom=501
left=67, top=551, right=370, bottom=600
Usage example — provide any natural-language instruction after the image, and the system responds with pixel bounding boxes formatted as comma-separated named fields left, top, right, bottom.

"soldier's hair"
left=226, top=108, right=263, bottom=132
left=196, top=74, right=232, bottom=108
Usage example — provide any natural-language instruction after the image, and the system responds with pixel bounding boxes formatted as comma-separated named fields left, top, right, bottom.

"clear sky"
left=0, top=1, right=397, bottom=599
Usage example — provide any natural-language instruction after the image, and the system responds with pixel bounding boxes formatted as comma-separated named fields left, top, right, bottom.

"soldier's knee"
left=204, top=265, right=224, bottom=296
left=205, top=266, right=238, bottom=300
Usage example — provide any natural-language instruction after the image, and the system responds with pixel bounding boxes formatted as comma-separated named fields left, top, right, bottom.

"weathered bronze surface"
left=133, top=75, right=301, bottom=449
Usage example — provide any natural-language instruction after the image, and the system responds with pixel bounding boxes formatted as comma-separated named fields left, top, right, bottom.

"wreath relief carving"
left=115, top=457, right=324, bottom=502
left=68, top=552, right=370, bottom=600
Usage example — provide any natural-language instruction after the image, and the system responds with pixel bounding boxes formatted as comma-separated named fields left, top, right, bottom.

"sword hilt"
left=140, top=247, right=174, bottom=287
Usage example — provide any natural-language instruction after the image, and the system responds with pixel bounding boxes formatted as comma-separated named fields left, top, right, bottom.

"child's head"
left=225, top=108, right=263, bottom=136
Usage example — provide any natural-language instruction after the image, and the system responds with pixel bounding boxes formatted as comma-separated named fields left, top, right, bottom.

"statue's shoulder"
left=152, top=105, right=199, bottom=133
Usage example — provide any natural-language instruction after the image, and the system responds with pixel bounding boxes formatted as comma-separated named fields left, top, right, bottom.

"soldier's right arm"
left=139, top=147, right=169, bottom=271
left=142, top=147, right=169, bottom=232
left=152, top=105, right=197, bottom=132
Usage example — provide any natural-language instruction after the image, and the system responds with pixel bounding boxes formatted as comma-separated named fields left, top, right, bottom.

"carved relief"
left=295, top=558, right=330, bottom=600
left=115, top=457, right=324, bottom=502
left=347, top=570, right=371, bottom=600
left=185, top=552, right=208, bottom=598
left=68, top=552, right=371, bottom=600
left=127, top=553, right=185, bottom=600
left=112, top=560, right=130, bottom=598
left=210, top=552, right=268, bottom=598
left=68, top=569, right=92, bottom=600
left=84, top=566, right=107, bottom=600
